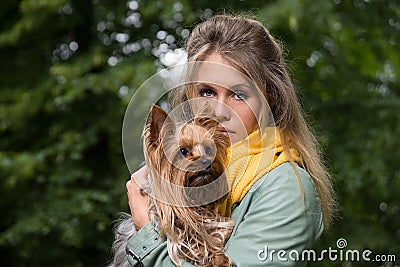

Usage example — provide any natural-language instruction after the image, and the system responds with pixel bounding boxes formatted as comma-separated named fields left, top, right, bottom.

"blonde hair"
left=170, top=14, right=336, bottom=229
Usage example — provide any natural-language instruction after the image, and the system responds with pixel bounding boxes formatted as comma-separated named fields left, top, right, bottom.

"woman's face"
left=194, top=53, right=262, bottom=144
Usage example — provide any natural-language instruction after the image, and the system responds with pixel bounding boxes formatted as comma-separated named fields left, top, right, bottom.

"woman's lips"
left=221, top=131, right=230, bottom=137
left=218, top=126, right=234, bottom=136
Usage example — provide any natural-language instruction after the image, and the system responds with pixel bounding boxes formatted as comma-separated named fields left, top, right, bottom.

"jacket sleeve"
left=126, top=222, right=192, bottom=266
left=126, top=164, right=323, bottom=266
left=224, top=164, right=323, bottom=266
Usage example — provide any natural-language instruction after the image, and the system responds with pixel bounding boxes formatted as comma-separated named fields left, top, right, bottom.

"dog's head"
left=144, top=104, right=230, bottom=206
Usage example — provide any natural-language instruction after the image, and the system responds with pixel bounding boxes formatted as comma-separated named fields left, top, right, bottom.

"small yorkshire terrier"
left=110, top=105, right=234, bottom=267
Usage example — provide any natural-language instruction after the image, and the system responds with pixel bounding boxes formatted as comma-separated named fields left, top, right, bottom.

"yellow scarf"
left=217, top=127, right=301, bottom=216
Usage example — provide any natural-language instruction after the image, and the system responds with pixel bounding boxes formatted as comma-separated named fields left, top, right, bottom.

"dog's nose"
left=201, top=158, right=211, bottom=169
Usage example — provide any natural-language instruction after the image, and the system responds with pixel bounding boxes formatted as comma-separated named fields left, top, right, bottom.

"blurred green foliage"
left=0, top=0, right=399, bottom=266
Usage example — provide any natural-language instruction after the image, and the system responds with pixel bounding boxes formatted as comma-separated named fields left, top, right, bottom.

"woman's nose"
left=213, top=99, right=231, bottom=121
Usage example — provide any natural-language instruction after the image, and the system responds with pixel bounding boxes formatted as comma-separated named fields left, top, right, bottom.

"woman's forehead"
left=196, top=61, right=251, bottom=90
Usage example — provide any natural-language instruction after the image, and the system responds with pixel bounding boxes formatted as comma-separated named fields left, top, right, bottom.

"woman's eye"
left=180, top=148, right=190, bottom=157
left=199, top=88, right=215, bottom=97
left=233, top=91, right=248, bottom=100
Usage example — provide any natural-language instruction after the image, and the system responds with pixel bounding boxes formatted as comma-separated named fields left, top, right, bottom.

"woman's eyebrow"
left=230, top=83, right=251, bottom=89
left=196, top=82, right=214, bottom=88
left=230, top=83, right=255, bottom=93
left=195, top=82, right=256, bottom=94
left=196, top=82, right=251, bottom=89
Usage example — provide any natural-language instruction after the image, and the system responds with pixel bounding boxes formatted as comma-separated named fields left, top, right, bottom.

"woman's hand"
left=126, top=165, right=150, bottom=230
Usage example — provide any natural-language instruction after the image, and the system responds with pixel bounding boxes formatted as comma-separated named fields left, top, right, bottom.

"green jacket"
left=126, top=162, right=323, bottom=266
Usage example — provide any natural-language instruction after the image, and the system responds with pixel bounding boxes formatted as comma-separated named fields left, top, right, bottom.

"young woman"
left=125, top=14, right=335, bottom=266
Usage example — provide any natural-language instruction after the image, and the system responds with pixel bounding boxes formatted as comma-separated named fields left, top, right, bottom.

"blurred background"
left=0, top=0, right=399, bottom=266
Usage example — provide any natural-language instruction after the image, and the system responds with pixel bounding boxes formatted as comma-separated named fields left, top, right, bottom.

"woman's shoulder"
left=247, top=162, right=324, bottom=237
left=244, top=162, right=323, bottom=228
left=251, top=162, right=319, bottom=202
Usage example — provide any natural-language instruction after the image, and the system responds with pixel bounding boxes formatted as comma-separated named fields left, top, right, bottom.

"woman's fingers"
left=126, top=165, right=151, bottom=230
left=131, top=165, right=148, bottom=187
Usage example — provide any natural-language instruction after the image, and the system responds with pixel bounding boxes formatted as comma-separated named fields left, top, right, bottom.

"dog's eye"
left=180, top=148, right=190, bottom=157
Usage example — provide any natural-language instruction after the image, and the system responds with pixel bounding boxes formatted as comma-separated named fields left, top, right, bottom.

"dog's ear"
left=149, top=104, right=168, bottom=139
